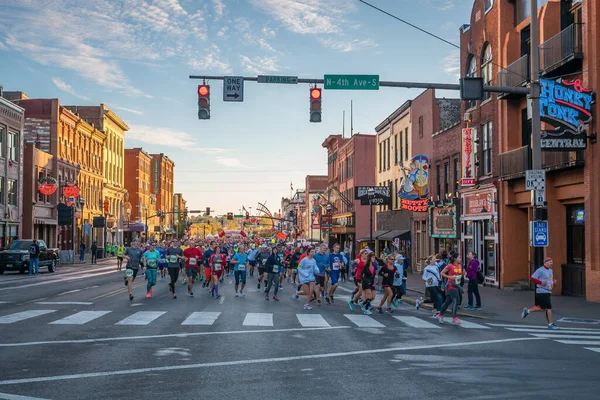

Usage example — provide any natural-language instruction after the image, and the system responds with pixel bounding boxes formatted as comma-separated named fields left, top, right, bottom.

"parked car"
left=0, top=240, right=60, bottom=274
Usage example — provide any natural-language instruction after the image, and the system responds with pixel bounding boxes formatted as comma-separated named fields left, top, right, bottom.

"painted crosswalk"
left=492, top=323, right=600, bottom=355
left=0, top=308, right=493, bottom=331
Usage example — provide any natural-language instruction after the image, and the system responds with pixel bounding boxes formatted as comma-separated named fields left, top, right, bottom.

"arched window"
left=481, top=43, right=493, bottom=100
left=466, top=55, right=477, bottom=109
left=484, top=0, right=493, bottom=14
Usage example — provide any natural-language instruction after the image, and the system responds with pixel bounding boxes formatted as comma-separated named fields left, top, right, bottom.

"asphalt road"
left=0, top=261, right=598, bottom=400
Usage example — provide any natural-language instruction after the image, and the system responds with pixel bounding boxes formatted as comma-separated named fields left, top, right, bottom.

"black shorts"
left=258, top=267, right=266, bottom=275
left=315, top=275, right=325, bottom=286
left=362, top=281, right=375, bottom=291
left=249, top=260, right=257, bottom=267
left=535, top=293, right=552, bottom=309
left=125, top=268, right=139, bottom=280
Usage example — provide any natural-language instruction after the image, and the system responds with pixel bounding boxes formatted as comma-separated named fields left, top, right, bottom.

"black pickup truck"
left=0, top=240, right=60, bottom=274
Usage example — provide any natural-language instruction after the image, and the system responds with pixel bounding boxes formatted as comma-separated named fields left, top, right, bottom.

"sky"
left=0, top=0, right=473, bottom=218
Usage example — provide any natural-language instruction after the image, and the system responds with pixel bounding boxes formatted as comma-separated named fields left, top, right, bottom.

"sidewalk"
left=403, top=273, right=600, bottom=325
left=61, top=254, right=118, bottom=268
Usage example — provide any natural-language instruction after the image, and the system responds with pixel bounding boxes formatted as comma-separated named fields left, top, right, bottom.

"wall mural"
left=398, top=154, right=430, bottom=212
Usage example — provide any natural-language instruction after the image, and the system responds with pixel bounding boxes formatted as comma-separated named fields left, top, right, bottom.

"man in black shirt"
left=28, top=239, right=40, bottom=275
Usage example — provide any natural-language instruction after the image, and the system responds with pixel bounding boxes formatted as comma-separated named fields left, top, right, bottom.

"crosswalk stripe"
left=50, top=311, right=111, bottom=325
left=344, top=314, right=385, bottom=328
left=0, top=310, right=56, bottom=324
left=243, top=313, right=273, bottom=326
left=116, top=311, right=166, bottom=326
left=506, top=328, right=600, bottom=334
left=458, top=320, right=490, bottom=329
left=181, top=312, right=221, bottom=326
left=393, top=316, right=441, bottom=329
left=584, top=348, right=600, bottom=353
left=296, top=314, right=330, bottom=327
left=528, top=334, right=600, bottom=340
left=489, top=323, right=600, bottom=331
left=555, top=340, right=600, bottom=345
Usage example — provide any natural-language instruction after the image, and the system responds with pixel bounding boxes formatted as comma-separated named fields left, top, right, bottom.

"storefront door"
left=464, top=219, right=498, bottom=286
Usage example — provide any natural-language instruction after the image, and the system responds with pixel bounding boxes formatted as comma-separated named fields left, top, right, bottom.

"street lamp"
left=367, top=187, right=375, bottom=249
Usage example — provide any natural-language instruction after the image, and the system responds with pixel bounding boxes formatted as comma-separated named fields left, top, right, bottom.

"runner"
left=116, top=243, right=125, bottom=271
left=296, top=247, right=319, bottom=310
left=247, top=245, right=259, bottom=277
left=313, top=244, right=329, bottom=306
left=183, top=241, right=203, bottom=297
left=257, top=245, right=271, bottom=290
left=376, top=254, right=397, bottom=313
left=209, top=246, right=227, bottom=299
left=326, top=243, right=346, bottom=304
left=264, top=247, right=281, bottom=301
left=158, top=242, right=168, bottom=280
left=277, top=244, right=286, bottom=289
left=166, top=239, right=184, bottom=299
left=416, top=255, right=442, bottom=317
left=180, top=240, right=190, bottom=285
left=522, top=257, right=558, bottom=329
left=437, top=254, right=463, bottom=325
left=142, top=242, right=161, bottom=299
left=392, top=254, right=406, bottom=308
left=359, top=253, right=377, bottom=315
left=202, top=243, right=214, bottom=289
left=231, top=245, right=248, bottom=297
left=348, top=248, right=369, bottom=311
left=289, top=247, right=301, bottom=286
left=123, top=239, right=144, bottom=301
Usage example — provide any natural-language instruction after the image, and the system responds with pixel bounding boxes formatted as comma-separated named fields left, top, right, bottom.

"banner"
left=461, top=128, right=476, bottom=186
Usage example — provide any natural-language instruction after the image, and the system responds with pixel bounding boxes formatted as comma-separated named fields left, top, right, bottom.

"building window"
left=399, top=132, right=403, bottom=164
left=0, top=125, right=4, bottom=158
left=404, top=128, right=409, bottom=161
left=379, top=142, right=382, bottom=172
left=418, top=116, right=424, bottom=138
left=444, top=162, right=449, bottom=197
left=347, top=156, right=353, bottom=179
left=382, top=141, right=386, bottom=171
left=481, top=44, right=493, bottom=100
left=453, top=158, right=459, bottom=192
left=436, top=164, right=441, bottom=198
left=484, top=0, right=493, bottom=14
left=566, top=205, right=585, bottom=264
left=0, top=177, right=4, bottom=205
left=387, top=139, right=391, bottom=170
left=394, top=178, right=398, bottom=209
left=8, top=179, right=17, bottom=206
left=466, top=55, right=477, bottom=109
left=482, top=121, right=493, bottom=175
left=8, top=130, right=19, bottom=162
left=394, top=134, right=398, bottom=165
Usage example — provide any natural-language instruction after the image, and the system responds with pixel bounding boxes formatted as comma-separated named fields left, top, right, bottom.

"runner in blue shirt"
left=231, top=245, right=249, bottom=297
left=313, top=244, right=330, bottom=306
left=326, top=243, right=347, bottom=304
left=142, top=242, right=161, bottom=299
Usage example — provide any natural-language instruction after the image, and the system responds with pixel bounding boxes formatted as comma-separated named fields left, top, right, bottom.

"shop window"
left=465, top=220, right=473, bottom=236
left=387, top=139, right=391, bottom=170
left=418, top=116, right=424, bottom=138
left=484, top=219, right=495, bottom=236
left=484, top=240, right=496, bottom=278
left=566, top=205, right=585, bottom=264
left=8, top=179, right=17, bottom=206
left=379, top=142, right=382, bottom=172
left=482, top=121, right=493, bottom=175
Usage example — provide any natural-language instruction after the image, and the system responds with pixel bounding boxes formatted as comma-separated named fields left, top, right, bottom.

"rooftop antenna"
left=350, top=100, right=354, bottom=137
left=342, top=110, right=345, bottom=138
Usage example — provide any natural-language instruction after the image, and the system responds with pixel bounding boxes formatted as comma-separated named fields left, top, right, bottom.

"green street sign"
left=234, top=214, right=243, bottom=218
left=257, top=75, right=298, bottom=84
left=324, top=75, right=380, bottom=90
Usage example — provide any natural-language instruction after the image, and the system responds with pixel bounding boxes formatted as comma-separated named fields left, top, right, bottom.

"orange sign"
left=461, top=128, right=476, bottom=186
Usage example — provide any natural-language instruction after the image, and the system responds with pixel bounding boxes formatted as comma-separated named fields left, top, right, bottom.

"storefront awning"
left=379, top=230, right=410, bottom=241
left=358, top=230, right=391, bottom=242
left=125, top=222, right=146, bottom=232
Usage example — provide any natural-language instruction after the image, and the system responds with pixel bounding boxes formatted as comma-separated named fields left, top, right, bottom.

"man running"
left=166, top=239, right=184, bottom=299
left=158, top=242, right=168, bottom=280
left=257, top=245, right=271, bottom=290
left=326, top=243, right=347, bottom=304
left=180, top=240, right=189, bottom=285
left=232, top=245, right=248, bottom=297
left=522, top=257, right=558, bottom=329
left=123, top=239, right=143, bottom=301
left=183, top=241, right=203, bottom=297
left=202, top=243, right=214, bottom=289
left=313, top=244, right=329, bottom=306
left=143, top=242, right=161, bottom=299
left=247, top=245, right=259, bottom=277
left=116, top=243, right=125, bottom=271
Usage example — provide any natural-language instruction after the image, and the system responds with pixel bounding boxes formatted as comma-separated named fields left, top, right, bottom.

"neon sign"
left=461, top=128, right=476, bottom=186
left=540, top=78, right=594, bottom=151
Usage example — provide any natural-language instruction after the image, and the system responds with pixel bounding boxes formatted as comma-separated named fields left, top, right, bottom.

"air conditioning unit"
left=464, top=112, right=472, bottom=122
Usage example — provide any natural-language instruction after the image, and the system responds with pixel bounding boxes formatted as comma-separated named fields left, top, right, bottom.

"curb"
left=402, top=296, right=489, bottom=320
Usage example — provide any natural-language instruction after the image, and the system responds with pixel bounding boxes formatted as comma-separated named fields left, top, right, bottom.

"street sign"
left=223, top=76, right=244, bottom=102
left=354, top=186, right=392, bottom=206
left=257, top=75, right=298, bottom=84
left=525, top=169, right=545, bottom=191
left=531, top=189, right=546, bottom=207
left=530, top=220, right=549, bottom=247
left=324, top=75, right=379, bottom=90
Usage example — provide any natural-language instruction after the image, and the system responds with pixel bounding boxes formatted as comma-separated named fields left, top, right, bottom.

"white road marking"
left=35, top=302, right=93, bottom=306
left=0, top=337, right=544, bottom=385
left=243, top=313, right=273, bottom=326
left=506, top=328, right=600, bottom=335
left=584, top=348, right=600, bottom=353
left=0, top=391, right=52, bottom=400
left=57, top=289, right=82, bottom=296
left=0, top=301, right=11, bottom=304
left=50, top=311, right=111, bottom=325
left=0, top=310, right=56, bottom=324
left=116, top=311, right=166, bottom=326
left=489, top=323, right=600, bottom=331
left=528, top=334, right=600, bottom=339
left=219, top=296, right=225, bottom=304
left=181, top=312, right=221, bottom=326
left=458, top=320, right=490, bottom=329
left=296, top=314, right=331, bottom=327
left=0, top=270, right=116, bottom=292
left=344, top=314, right=385, bottom=328
left=393, top=316, right=441, bottom=329
left=555, top=340, right=600, bottom=345
left=336, top=286, right=355, bottom=293
left=0, top=326, right=350, bottom=347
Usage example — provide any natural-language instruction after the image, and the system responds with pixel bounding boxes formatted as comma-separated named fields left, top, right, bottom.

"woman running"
left=264, top=247, right=281, bottom=301
left=209, top=246, right=227, bottom=299
left=437, top=254, right=463, bottom=325
left=348, top=248, right=369, bottom=311
left=360, top=253, right=377, bottom=315
left=296, top=247, right=319, bottom=310
left=142, top=242, right=161, bottom=299
left=376, top=254, right=397, bottom=313
left=231, top=245, right=248, bottom=297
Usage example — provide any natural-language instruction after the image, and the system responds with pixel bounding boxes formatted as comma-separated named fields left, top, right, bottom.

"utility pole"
left=530, top=0, right=545, bottom=274
left=350, top=100, right=354, bottom=137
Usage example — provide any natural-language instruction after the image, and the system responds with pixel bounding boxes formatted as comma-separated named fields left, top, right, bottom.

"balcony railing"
left=497, top=54, right=529, bottom=92
left=499, top=145, right=585, bottom=180
left=540, top=23, right=583, bottom=75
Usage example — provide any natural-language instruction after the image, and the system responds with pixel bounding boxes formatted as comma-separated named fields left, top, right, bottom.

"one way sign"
left=223, top=76, right=244, bottom=102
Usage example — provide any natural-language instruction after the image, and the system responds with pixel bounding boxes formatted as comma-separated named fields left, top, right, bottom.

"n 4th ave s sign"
left=324, top=75, right=379, bottom=90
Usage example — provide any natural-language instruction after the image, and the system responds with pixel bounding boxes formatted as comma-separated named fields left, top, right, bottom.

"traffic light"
left=245, top=211, right=249, bottom=220
left=310, top=88, right=322, bottom=123
left=198, top=84, right=210, bottom=120
left=205, top=206, right=211, bottom=216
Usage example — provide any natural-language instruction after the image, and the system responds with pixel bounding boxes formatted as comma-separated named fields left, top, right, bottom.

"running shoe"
left=265, top=295, right=270, bottom=301
left=325, top=296, right=331, bottom=305
left=182, top=278, right=187, bottom=285
left=391, top=300, right=398, bottom=308
left=359, top=301, right=365, bottom=311
left=279, top=285, right=283, bottom=290
left=317, top=300, right=322, bottom=306
left=129, top=294, right=134, bottom=301
left=173, top=294, right=177, bottom=299
left=303, top=304, right=312, bottom=310
left=240, top=292, right=246, bottom=297
left=377, top=307, right=383, bottom=314
left=415, top=298, right=421, bottom=310
left=474, top=306, right=482, bottom=311
left=146, top=293, right=152, bottom=299
left=216, top=294, right=221, bottom=299
left=548, top=323, right=559, bottom=330
left=273, top=296, right=279, bottom=302
left=521, top=307, right=530, bottom=319
left=235, top=292, right=239, bottom=297
left=363, top=309, right=372, bottom=315
left=437, top=314, right=444, bottom=324
left=293, top=294, right=299, bottom=300
left=452, top=318, right=461, bottom=325
left=348, top=300, right=355, bottom=311
left=330, top=296, right=335, bottom=304
left=190, top=292, right=194, bottom=298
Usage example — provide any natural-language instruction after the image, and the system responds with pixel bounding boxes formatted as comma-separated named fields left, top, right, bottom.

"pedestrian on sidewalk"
left=90, top=241, right=97, bottom=264
left=466, top=251, right=482, bottom=310
left=437, top=254, right=463, bottom=325
left=79, top=242, right=85, bottom=263
left=522, top=258, right=558, bottom=329
left=28, top=239, right=40, bottom=275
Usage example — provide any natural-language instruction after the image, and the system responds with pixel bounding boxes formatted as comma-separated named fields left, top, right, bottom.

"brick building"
left=304, top=175, right=328, bottom=242
left=150, top=153, right=175, bottom=237
left=124, top=148, right=156, bottom=241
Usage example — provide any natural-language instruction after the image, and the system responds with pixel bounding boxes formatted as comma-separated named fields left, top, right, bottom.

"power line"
left=177, top=169, right=325, bottom=173
left=357, top=0, right=528, bottom=80
left=175, top=180, right=293, bottom=184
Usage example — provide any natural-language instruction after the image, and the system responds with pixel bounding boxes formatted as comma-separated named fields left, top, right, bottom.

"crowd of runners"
left=116, top=236, right=491, bottom=326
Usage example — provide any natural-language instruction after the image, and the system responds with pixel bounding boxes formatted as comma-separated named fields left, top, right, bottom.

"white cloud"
left=439, top=0, right=455, bottom=11
left=52, top=77, right=90, bottom=101
left=319, top=38, right=378, bottom=53
left=113, top=106, right=145, bottom=116
left=443, top=51, right=461, bottom=78
left=213, top=0, right=225, bottom=19
left=216, top=157, right=243, bottom=167
left=0, top=40, right=7, bottom=50
left=250, top=0, right=351, bottom=35
left=188, top=44, right=231, bottom=73
left=128, top=125, right=232, bottom=153
left=240, top=55, right=279, bottom=74
left=216, top=26, right=229, bottom=37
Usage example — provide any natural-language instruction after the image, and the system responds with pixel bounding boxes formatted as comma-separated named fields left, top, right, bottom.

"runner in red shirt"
left=209, top=247, right=227, bottom=299
left=183, top=241, right=203, bottom=298
left=348, top=248, right=369, bottom=311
